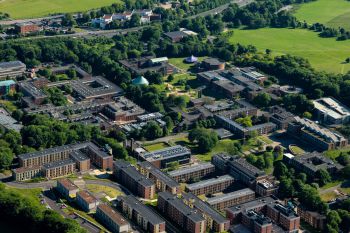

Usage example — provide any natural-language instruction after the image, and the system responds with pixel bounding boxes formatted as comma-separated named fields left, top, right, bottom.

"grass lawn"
left=0, top=0, right=122, bottom=19
left=86, top=184, right=123, bottom=199
left=228, top=28, right=350, bottom=74
left=293, top=0, right=350, bottom=30
left=144, top=142, right=169, bottom=152
left=0, top=100, right=17, bottom=112
left=257, top=136, right=273, bottom=145
left=173, top=137, right=258, bottom=162
left=5, top=186, right=42, bottom=203
left=168, top=56, right=207, bottom=71
left=289, top=145, right=305, bottom=155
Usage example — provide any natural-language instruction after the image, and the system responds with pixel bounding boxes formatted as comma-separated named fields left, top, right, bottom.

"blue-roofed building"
left=0, top=80, right=16, bottom=95
left=132, top=76, right=149, bottom=86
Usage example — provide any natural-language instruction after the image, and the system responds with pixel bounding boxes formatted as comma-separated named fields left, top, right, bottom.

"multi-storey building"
left=241, top=210, right=272, bottom=233
left=313, top=97, right=350, bottom=125
left=14, top=23, right=41, bottom=34
left=96, top=204, right=130, bottom=233
left=0, top=61, right=26, bottom=79
left=182, top=192, right=230, bottom=232
left=141, top=145, right=191, bottom=169
left=12, top=166, right=42, bottom=181
left=287, top=117, right=348, bottom=151
left=255, top=179, right=278, bottom=197
left=206, top=188, right=255, bottom=211
left=69, top=150, right=90, bottom=172
left=296, top=207, right=326, bottom=231
left=266, top=203, right=300, bottom=233
left=15, top=142, right=113, bottom=181
left=56, top=178, right=79, bottom=199
left=185, top=175, right=234, bottom=196
left=137, top=161, right=180, bottom=194
left=118, top=195, right=166, bottom=233
left=215, top=115, right=276, bottom=138
left=76, top=190, right=99, bottom=212
left=158, top=192, right=206, bottom=233
left=80, top=142, right=113, bottom=170
left=269, top=106, right=295, bottom=130
left=168, top=162, right=215, bottom=183
left=226, top=197, right=300, bottom=233
left=103, top=97, right=145, bottom=122
left=212, top=154, right=266, bottom=189
left=0, top=80, right=16, bottom=95
left=114, top=160, right=155, bottom=199
left=42, top=159, right=76, bottom=179
left=283, top=151, right=343, bottom=177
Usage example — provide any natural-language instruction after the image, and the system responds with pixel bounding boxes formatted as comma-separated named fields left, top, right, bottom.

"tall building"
left=185, top=175, right=234, bottom=196
left=138, top=161, right=180, bottom=194
left=168, top=162, right=215, bottom=183
left=141, top=145, right=191, bottom=169
left=114, top=160, right=155, bottom=199
left=118, top=195, right=166, bottom=233
left=158, top=192, right=206, bottom=233
left=96, top=204, right=131, bottom=233
left=182, top=192, right=230, bottom=232
left=206, top=188, right=255, bottom=211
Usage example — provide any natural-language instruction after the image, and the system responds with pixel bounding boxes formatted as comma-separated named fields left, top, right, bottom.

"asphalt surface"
left=1, top=0, right=253, bottom=42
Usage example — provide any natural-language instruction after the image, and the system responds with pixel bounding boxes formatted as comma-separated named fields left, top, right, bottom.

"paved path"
left=1, top=0, right=253, bottom=42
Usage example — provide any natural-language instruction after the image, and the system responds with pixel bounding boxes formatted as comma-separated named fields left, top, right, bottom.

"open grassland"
left=0, top=0, right=122, bottom=19
left=228, top=28, right=350, bottom=73
left=293, top=0, right=350, bottom=30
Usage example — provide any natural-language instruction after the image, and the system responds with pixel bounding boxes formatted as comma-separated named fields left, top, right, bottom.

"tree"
left=253, top=93, right=271, bottom=107
left=316, top=169, right=331, bottom=186
left=189, top=128, right=218, bottom=153
left=61, top=13, right=76, bottom=27
left=235, top=116, right=253, bottom=127
left=142, top=121, right=163, bottom=140
left=278, top=177, right=294, bottom=199
left=0, top=147, right=14, bottom=169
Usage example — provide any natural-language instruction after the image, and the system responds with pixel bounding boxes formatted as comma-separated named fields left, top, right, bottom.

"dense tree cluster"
left=189, top=128, right=218, bottom=153
left=273, top=161, right=328, bottom=213
left=0, top=183, right=85, bottom=233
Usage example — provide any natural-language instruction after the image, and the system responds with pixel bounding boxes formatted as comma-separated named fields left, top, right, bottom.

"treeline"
left=0, top=113, right=129, bottom=169
left=0, top=183, right=85, bottom=233
left=235, top=53, right=350, bottom=109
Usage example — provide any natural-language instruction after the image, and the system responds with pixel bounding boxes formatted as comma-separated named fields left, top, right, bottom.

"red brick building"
left=15, top=23, right=41, bottom=35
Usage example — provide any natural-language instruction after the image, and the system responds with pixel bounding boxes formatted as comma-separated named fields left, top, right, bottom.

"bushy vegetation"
left=0, top=183, right=85, bottom=233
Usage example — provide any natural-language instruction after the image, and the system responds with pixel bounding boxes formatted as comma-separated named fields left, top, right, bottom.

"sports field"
left=0, top=0, right=122, bottom=19
left=293, top=0, right=350, bottom=30
left=228, top=28, right=350, bottom=73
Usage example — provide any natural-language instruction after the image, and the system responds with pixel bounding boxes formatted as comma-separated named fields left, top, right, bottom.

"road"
left=188, top=0, right=253, bottom=19
left=43, top=189, right=101, bottom=233
left=1, top=0, right=253, bottom=42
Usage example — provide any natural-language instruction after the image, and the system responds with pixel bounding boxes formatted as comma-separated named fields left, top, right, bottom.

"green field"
left=0, top=0, right=122, bottom=19
left=293, top=0, right=350, bottom=30
left=228, top=28, right=350, bottom=73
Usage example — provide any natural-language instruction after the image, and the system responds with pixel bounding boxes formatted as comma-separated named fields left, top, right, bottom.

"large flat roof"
left=0, top=60, right=26, bottom=70
left=313, top=97, right=350, bottom=121
left=182, top=192, right=229, bottom=224
left=142, top=145, right=191, bottom=162
left=186, top=175, right=234, bottom=191
left=158, top=192, right=205, bottom=223
left=138, top=161, right=179, bottom=188
left=168, top=162, right=214, bottom=177
left=206, top=188, right=255, bottom=205
left=119, top=195, right=165, bottom=225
